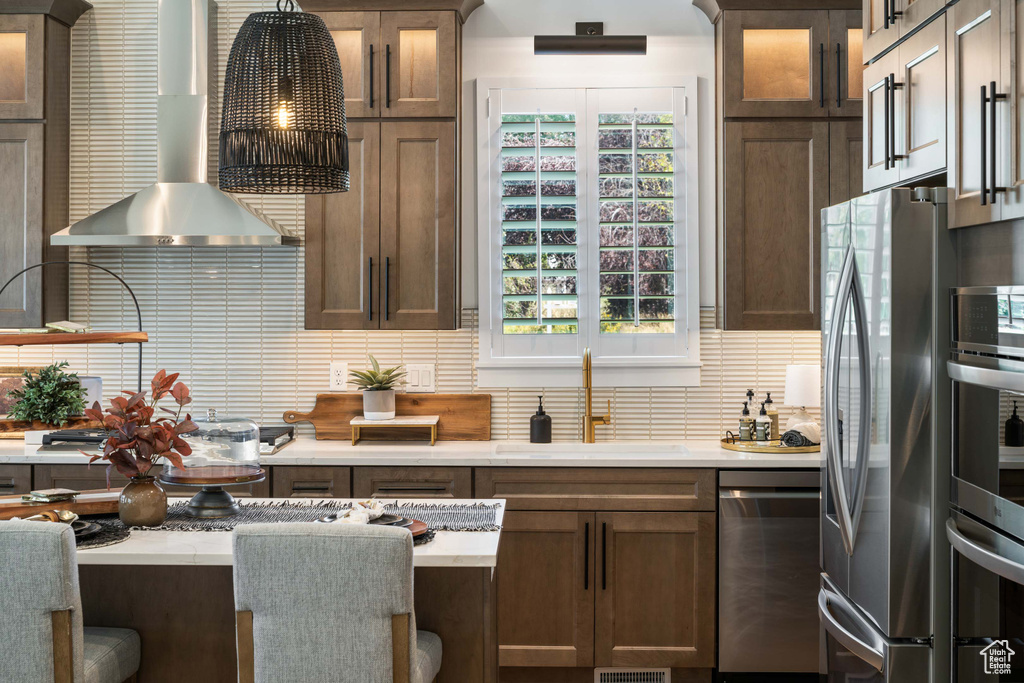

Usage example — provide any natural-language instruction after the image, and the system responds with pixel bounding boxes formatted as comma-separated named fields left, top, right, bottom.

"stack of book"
left=21, top=488, right=80, bottom=503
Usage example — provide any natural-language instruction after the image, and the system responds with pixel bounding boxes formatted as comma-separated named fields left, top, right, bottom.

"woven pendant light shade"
left=219, top=1, right=349, bottom=194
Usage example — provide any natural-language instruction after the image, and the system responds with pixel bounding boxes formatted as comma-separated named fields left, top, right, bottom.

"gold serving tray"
left=720, top=438, right=820, bottom=454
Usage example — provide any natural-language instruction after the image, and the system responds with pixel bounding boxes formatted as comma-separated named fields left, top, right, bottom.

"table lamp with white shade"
left=784, top=364, right=821, bottom=431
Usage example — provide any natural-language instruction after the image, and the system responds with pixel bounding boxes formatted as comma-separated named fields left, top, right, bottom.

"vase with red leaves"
left=84, top=370, right=197, bottom=526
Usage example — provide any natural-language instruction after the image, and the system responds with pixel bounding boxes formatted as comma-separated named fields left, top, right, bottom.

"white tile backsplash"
left=0, top=0, right=823, bottom=441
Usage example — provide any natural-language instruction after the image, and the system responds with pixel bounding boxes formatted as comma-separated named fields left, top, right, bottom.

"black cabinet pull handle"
left=884, top=76, right=891, bottom=171
left=584, top=521, right=589, bottom=590
left=891, top=2, right=902, bottom=23
left=385, top=256, right=391, bottom=321
left=836, top=43, right=842, bottom=108
left=385, top=44, right=391, bottom=108
left=291, top=483, right=332, bottom=492
left=368, top=256, right=373, bottom=321
left=369, top=44, right=374, bottom=109
left=991, top=80, right=1007, bottom=203
left=376, top=484, right=448, bottom=492
left=601, top=522, right=607, bottom=590
left=884, top=0, right=890, bottom=29
left=982, top=84, right=988, bottom=206
left=889, top=74, right=905, bottom=166
left=819, top=43, right=825, bottom=108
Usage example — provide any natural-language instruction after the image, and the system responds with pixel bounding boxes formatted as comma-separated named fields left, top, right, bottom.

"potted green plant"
left=6, top=362, right=87, bottom=428
left=349, top=355, right=406, bottom=420
left=84, top=369, right=197, bottom=526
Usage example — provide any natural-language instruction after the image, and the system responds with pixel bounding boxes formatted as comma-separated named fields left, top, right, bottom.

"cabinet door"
left=900, top=0, right=948, bottom=44
left=0, top=465, right=31, bottom=495
left=352, top=466, right=471, bottom=499
left=863, top=50, right=901, bottom=192
left=0, top=15, right=44, bottom=120
left=33, top=464, right=128, bottom=492
left=830, top=10, right=864, bottom=117
left=723, top=11, right=830, bottom=118
left=949, top=0, right=1004, bottom=228
left=595, top=512, right=716, bottom=668
left=380, top=121, right=456, bottom=330
left=831, top=120, right=864, bottom=204
left=898, top=14, right=947, bottom=182
left=864, top=0, right=899, bottom=64
left=380, top=11, right=456, bottom=118
left=0, top=123, right=44, bottom=328
left=497, top=511, right=595, bottom=668
left=724, top=121, right=828, bottom=331
left=320, top=12, right=380, bottom=119
left=999, top=0, right=1024, bottom=221
left=305, top=121, right=380, bottom=330
left=271, top=466, right=351, bottom=498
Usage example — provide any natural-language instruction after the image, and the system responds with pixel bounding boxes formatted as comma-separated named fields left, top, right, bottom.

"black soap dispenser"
left=530, top=396, right=552, bottom=443
left=1007, top=401, right=1024, bottom=447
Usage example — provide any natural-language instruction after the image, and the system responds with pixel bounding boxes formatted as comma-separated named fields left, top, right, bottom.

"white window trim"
left=475, top=76, right=701, bottom=388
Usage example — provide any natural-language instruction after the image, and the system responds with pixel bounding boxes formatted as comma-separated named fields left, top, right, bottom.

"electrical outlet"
left=329, top=361, right=348, bottom=391
left=405, top=364, right=436, bottom=393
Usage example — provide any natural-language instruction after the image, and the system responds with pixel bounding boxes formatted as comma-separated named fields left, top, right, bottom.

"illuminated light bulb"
left=277, top=102, right=292, bottom=129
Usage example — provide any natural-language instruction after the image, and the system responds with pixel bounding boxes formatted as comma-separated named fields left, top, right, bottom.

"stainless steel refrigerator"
left=819, top=187, right=954, bottom=683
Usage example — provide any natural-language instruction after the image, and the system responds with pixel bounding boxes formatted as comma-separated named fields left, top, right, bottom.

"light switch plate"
left=405, top=364, right=436, bottom=393
left=329, top=361, right=348, bottom=391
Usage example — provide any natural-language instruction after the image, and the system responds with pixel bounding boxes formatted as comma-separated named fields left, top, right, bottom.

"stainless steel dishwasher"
left=718, top=470, right=820, bottom=676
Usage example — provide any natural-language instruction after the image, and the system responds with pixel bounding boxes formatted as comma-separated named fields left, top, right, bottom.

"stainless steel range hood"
left=52, top=0, right=299, bottom=247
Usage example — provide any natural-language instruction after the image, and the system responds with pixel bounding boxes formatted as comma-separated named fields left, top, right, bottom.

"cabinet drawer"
left=0, top=464, right=31, bottom=495
left=353, top=466, right=471, bottom=499
left=33, top=464, right=127, bottom=492
left=271, top=466, right=351, bottom=498
left=475, top=468, right=715, bottom=511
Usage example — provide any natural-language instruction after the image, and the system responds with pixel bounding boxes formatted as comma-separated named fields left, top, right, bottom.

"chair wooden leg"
left=51, top=610, right=73, bottom=683
left=391, top=613, right=410, bottom=683
left=236, top=610, right=255, bottom=683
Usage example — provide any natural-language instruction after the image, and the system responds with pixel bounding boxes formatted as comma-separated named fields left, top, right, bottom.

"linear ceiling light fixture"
left=534, top=22, right=647, bottom=55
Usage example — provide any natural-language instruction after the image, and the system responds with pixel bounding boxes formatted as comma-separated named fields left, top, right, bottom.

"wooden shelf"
left=0, top=331, right=148, bottom=347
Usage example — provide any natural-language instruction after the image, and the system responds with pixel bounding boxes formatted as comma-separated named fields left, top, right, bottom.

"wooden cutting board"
left=283, top=393, right=490, bottom=441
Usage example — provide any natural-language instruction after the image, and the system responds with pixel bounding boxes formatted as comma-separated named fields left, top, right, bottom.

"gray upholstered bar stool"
left=233, top=523, right=442, bottom=683
left=0, top=520, right=141, bottom=683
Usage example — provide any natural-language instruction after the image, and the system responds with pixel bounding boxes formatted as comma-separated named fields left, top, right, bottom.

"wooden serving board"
left=284, top=393, right=490, bottom=441
left=0, top=490, right=120, bottom=520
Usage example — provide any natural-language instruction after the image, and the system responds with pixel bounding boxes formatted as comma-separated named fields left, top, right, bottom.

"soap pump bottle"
left=739, top=402, right=755, bottom=441
left=764, top=392, right=779, bottom=441
left=530, top=396, right=552, bottom=443
left=1008, top=401, right=1024, bottom=447
left=755, top=402, right=771, bottom=441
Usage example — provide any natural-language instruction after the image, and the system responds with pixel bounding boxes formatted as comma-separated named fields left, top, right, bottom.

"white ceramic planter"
left=362, top=389, right=396, bottom=420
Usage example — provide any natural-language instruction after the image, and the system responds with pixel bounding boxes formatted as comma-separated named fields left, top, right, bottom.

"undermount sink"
left=493, top=442, right=690, bottom=458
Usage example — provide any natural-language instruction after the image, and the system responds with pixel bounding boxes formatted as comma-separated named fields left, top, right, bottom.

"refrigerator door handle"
left=825, top=246, right=871, bottom=555
left=947, top=517, right=1024, bottom=586
left=818, top=586, right=886, bottom=672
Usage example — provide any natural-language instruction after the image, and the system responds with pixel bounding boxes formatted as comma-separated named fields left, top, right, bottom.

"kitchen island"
left=75, top=498, right=503, bottom=683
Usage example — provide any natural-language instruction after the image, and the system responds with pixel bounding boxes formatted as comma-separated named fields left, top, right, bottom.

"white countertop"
left=75, top=498, right=504, bottom=568
left=0, top=438, right=822, bottom=469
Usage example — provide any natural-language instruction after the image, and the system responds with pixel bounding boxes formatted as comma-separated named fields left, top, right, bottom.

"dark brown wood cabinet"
left=319, top=10, right=457, bottom=119
left=353, top=466, right=471, bottom=498
left=595, top=512, right=716, bottom=669
left=306, top=120, right=456, bottom=330
left=497, top=512, right=594, bottom=668
left=0, top=5, right=87, bottom=328
left=722, top=9, right=862, bottom=118
left=478, top=468, right=717, bottom=674
left=271, top=466, right=352, bottom=498
left=306, top=8, right=459, bottom=331
left=0, top=464, right=31, bottom=495
left=724, top=120, right=829, bottom=331
left=831, top=119, right=864, bottom=204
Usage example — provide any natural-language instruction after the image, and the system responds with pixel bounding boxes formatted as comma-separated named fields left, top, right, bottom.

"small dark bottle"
left=1007, top=401, right=1024, bottom=447
left=530, top=396, right=552, bottom=443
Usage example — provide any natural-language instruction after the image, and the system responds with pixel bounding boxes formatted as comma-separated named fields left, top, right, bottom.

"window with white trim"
left=477, top=82, right=700, bottom=388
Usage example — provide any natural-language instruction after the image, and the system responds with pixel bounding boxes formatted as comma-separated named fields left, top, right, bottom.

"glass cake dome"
left=178, top=408, right=260, bottom=467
